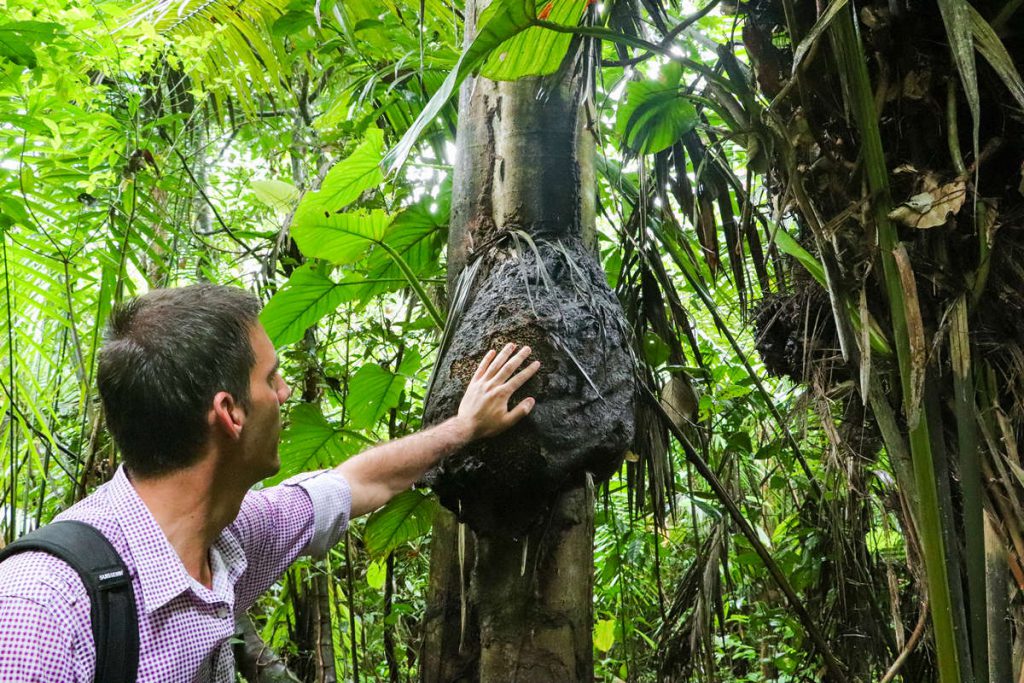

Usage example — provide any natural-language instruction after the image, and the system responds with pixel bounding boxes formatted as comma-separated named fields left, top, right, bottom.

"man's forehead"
left=249, top=323, right=278, bottom=362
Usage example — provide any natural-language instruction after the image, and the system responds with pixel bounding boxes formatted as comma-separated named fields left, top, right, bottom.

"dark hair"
left=97, top=284, right=262, bottom=478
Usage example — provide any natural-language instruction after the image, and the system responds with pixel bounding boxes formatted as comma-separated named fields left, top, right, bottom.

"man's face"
left=239, top=324, right=291, bottom=481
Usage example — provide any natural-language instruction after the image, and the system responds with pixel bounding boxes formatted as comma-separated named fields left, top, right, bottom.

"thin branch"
left=879, top=602, right=929, bottom=683
left=162, top=136, right=261, bottom=260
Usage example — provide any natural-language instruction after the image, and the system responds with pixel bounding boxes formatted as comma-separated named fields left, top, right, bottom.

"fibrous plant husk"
left=423, top=234, right=636, bottom=537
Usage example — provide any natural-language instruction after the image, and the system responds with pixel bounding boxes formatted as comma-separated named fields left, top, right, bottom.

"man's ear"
left=210, top=391, right=245, bottom=440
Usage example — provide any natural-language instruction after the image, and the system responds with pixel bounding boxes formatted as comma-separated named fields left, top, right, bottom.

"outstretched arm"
left=335, top=343, right=540, bottom=517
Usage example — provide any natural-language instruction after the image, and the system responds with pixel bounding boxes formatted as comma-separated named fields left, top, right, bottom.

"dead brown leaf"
left=888, top=178, right=967, bottom=229
left=893, top=243, right=926, bottom=428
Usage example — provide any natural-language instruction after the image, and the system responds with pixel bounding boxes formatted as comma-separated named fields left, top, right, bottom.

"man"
left=0, top=284, right=539, bottom=681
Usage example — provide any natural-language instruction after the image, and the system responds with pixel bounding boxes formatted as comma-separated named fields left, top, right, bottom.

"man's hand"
left=456, top=343, right=541, bottom=440
left=334, top=343, right=540, bottom=517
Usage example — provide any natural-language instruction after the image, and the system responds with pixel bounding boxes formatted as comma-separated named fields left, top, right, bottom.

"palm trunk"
left=420, top=1, right=599, bottom=678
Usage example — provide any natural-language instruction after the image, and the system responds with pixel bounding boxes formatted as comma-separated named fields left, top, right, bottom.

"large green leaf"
left=269, top=403, right=359, bottom=485
left=0, top=22, right=61, bottom=68
left=383, top=190, right=450, bottom=274
left=615, top=79, right=697, bottom=155
left=304, top=128, right=385, bottom=214
left=479, top=0, right=587, bottom=80
left=344, top=349, right=421, bottom=431
left=352, top=191, right=450, bottom=301
left=291, top=207, right=393, bottom=265
left=260, top=266, right=353, bottom=347
left=364, top=489, right=439, bottom=558
left=250, top=179, right=299, bottom=212
left=291, top=200, right=445, bottom=327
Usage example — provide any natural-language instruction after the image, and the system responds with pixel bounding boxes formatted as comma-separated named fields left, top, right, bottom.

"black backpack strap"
left=0, top=520, right=139, bottom=683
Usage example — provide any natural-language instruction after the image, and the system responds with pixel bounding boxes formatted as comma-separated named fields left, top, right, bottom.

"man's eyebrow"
left=268, top=358, right=280, bottom=377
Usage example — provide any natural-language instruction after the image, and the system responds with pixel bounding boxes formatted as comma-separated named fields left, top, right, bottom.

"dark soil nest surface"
left=753, top=283, right=839, bottom=383
left=423, top=235, right=636, bottom=537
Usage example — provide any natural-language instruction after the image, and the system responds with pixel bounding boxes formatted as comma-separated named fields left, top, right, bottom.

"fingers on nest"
left=494, top=346, right=532, bottom=382
left=474, top=349, right=497, bottom=379
left=506, top=360, right=541, bottom=392
left=485, top=343, right=517, bottom=379
left=512, top=397, right=535, bottom=419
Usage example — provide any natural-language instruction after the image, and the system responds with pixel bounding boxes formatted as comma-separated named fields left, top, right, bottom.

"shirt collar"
left=106, top=466, right=248, bottom=613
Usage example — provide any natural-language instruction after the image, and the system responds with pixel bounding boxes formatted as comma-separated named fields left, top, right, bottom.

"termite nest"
left=423, top=235, right=636, bottom=537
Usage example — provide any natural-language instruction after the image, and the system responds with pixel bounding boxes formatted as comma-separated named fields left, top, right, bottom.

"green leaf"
left=345, top=360, right=410, bottom=430
left=772, top=229, right=826, bottom=286
left=355, top=191, right=450, bottom=299
left=304, top=128, right=384, bottom=214
left=0, top=197, right=29, bottom=230
left=937, top=0, right=979, bottom=162
left=594, top=618, right=616, bottom=652
left=773, top=228, right=891, bottom=355
left=250, top=179, right=299, bottom=212
left=0, top=22, right=61, bottom=68
left=272, top=9, right=315, bottom=36
left=260, top=266, right=352, bottom=347
left=969, top=5, right=1024, bottom=111
left=291, top=207, right=393, bottom=265
left=366, top=560, right=387, bottom=590
left=269, top=403, right=356, bottom=485
left=364, top=490, right=439, bottom=558
left=480, top=0, right=587, bottom=80
left=291, top=201, right=446, bottom=328
left=615, top=80, right=697, bottom=155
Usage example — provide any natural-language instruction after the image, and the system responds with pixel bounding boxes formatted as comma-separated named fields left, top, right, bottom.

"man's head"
left=97, top=284, right=264, bottom=478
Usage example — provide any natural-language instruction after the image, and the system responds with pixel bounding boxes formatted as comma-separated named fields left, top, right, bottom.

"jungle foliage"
left=2, top=0, right=1023, bottom=680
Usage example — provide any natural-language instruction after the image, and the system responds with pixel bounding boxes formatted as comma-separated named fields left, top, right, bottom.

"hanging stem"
left=653, top=223, right=823, bottom=501
left=344, top=531, right=361, bottom=683
left=2, top=236, right=16, bottom=544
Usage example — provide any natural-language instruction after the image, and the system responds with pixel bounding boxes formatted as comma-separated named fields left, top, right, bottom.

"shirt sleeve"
left=231, top=470, right=352, bottom=611
left=0, top=553, right=86, bottom=683
left=0, top=596, right=77, bottom=682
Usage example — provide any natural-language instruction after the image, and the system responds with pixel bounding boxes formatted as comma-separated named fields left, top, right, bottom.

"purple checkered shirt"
left=0, top=465, right=352, bottom=682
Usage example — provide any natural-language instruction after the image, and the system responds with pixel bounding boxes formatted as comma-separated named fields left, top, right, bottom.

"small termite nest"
left=423, top=235, right=636, bottom=537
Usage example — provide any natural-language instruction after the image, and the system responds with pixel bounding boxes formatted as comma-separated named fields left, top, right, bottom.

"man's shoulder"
left=0, top=486, right=127, bottom=613
left=0, top=549, right=90, bottom=620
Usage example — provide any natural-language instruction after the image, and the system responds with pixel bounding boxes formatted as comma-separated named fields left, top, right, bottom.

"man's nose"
left=276, top=377, right=292, bottom=404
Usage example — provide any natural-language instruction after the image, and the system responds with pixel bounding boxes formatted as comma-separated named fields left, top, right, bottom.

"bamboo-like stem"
left=2, top=236, right=15, bottom=544
left=984, top=511, right=1012, bottom=680
left=950, top=295, right=988, bottom=682
left=344, top=531, right=361, bottom=683
left=830, top=8, right=967, bottom=681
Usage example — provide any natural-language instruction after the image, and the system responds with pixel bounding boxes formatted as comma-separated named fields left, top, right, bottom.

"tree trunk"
left=420, top=1, right=599, bottom=678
